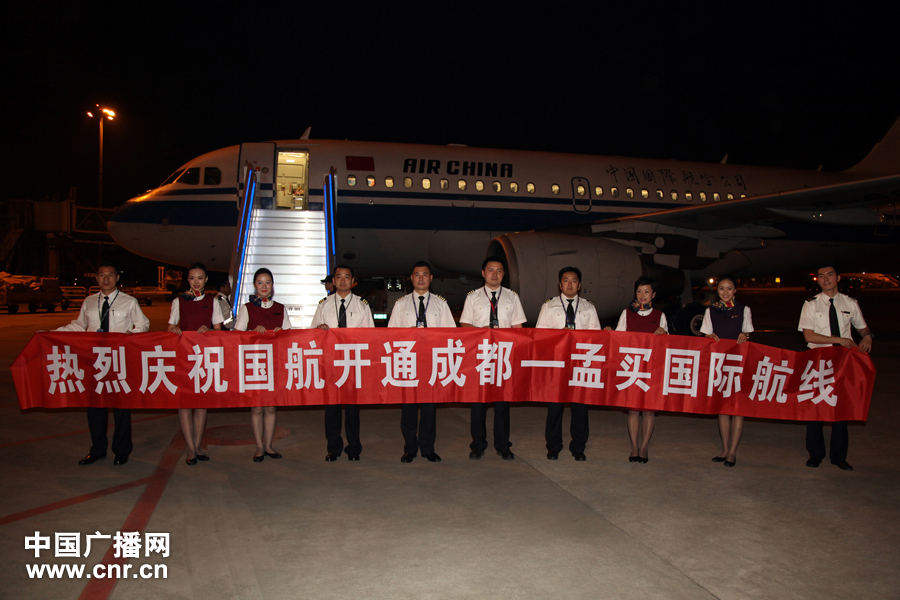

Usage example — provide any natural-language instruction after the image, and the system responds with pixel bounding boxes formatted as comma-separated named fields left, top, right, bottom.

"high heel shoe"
left=264, top=451, right=282, bottom=459
left=637, top=453, right=649, bottom=464
left=724, top=458, right=736, bottom=467
left=196, top=454, right=210, bottom=461
left=629, top=455, right=639, bottom=463
left=186, top=457, right=198, bottom=466
left=252, top=453, right=265, bottom=462
left=712, top=456, right=727, bottom=463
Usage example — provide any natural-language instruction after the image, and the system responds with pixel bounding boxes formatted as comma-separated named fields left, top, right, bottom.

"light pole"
left=87, top=105, right=115, bottom=207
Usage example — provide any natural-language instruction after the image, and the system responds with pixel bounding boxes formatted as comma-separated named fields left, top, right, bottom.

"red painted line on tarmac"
left=0, top=477, right=153, bottom=526
left=77, top=432, right=183, bottom=600
left=0, top=413, right=176, bottom=448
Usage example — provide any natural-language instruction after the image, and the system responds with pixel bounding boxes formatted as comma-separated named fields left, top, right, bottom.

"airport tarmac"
left=1, top=289, right=899, bottom=600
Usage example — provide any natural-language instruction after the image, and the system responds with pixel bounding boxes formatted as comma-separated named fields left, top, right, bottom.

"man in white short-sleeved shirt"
left=460, top=257, right=526, bottom=460
left=798, top=264, right=873, bottom=471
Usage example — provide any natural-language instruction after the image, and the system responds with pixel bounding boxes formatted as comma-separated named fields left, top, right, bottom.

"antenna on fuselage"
left=300, top=127, right=312, bottom=140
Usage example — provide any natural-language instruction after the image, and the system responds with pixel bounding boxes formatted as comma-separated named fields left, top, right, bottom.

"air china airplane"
left=108, top=121, right=900, bottom=330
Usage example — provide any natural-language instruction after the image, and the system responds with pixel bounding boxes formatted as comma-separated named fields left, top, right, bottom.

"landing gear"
left=672, top=303, right=707, bottom=336
left=7, top=304, right=18, bottom=314
left=28, top=303, right=38, bottom=313
left=61, top=300, right=71, bottom=311
left=145, top=298, right=153, bottom=306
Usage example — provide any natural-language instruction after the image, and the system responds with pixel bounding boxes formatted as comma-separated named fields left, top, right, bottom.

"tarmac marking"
left=0, top=477, right=152, bottom=526
left=0, top=413, right=175, bottom=448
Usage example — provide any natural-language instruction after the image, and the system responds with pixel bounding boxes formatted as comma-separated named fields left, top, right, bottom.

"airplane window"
left=611, top=187, right=619, bottom=197
left=404, top=177, right=413, bottom=189
left=576, top=185, right=586, bottom=197
left=161, top=169, right=185, bottom=186
left=713, top=192, right=721, bottom=202
left=366, top=176, right=375, bottom=187
left=626, top=188, right=634, bottom=198
left=493, top=182, right=501, bottom=192
left=422, top=178, right=432, bottom=190
left=641, top=189, right=649, bottom=199
left=595, top=186, right=603, bottom=196
left=526, top=183, right=535, bottom=194
left=726, top=193, right=734, bottom=201
left=551, top=184, right=560, bottom=195
left=685, top=191, right=693, bottom=201
left=740, top=194, right=747, bottom=198
left=656, top=189, right=664, bottom=200
left=204, top=167, right=222, bottom=186
left=476, top=180, right=484, bottom=192
left=510, top=182, right=519, bottom=193
left=671, top=190, right=678, bottom=201
left=177, top=167, right=200, bottom=185
left=440, top=179, right=449, bottom=190
left=458, top=179, right=467, bottom=191
left=385, top=176, right=394, bottom=188
left=348, top=175, right=357, bottom=187
left=699, top=191, right=707, bottom=202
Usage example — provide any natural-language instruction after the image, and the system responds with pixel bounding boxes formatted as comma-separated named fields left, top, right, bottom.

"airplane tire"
left=7, top=304, right=18, bottom=314
left=61, top=300, right=70, bottom=311
left=46, top=304, right=56, bottom=313
left=145, top=298, right=153, bottom=306
left=673, top=303, right=707, bottom=336
left=28, top=303, right=38, bottom=313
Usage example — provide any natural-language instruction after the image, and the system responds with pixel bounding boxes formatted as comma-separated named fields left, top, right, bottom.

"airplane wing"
left=593, top=173, right=900, bottom=231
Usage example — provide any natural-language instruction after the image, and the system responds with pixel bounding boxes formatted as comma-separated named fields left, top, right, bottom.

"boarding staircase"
left=229, top=166, right=334, bottom=328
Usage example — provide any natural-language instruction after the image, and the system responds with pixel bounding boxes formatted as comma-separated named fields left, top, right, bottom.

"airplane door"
left=238, top=143, right=276, bottom=209
left=571, top=177, right=591, bottom=212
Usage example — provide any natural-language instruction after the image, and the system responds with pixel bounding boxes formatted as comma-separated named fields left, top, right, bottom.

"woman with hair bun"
left=234, top=268, right=291, bottom=462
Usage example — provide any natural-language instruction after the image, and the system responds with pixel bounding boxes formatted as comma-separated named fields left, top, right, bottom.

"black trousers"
left=401, top=403, right=436, bottom=455
left=807, top=420, right=848, bottom=464
left=87, top=407, right=132, bottom=457
left=545, top=402, right=589, bottom=454
left=325, top=404, right=361, bottom=455
left=470, top=401, right=510, bottom=453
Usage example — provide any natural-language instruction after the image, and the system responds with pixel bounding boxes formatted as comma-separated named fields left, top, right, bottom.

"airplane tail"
left=843, top=116, right=900, bottom=176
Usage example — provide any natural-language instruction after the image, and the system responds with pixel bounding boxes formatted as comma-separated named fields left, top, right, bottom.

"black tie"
left=418, top=295, right=427, bottom=327
left=490, top=291, right=498, bottom=326
left=338, top=298, right=347, bottom=328
left=566, top=298, right=575, bottom=326
left=829, top=298, right=841, bottom=346
left=100, top=297, right=110, bottom=332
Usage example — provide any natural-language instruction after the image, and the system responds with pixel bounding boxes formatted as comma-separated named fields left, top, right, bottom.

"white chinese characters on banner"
left=664, top=349, right=701, bottom=396
left=46, top=346, right=85, bottom=394
left=92, top=347, right=130, bottom=394
left=708, top=352, right=744, bottom=397
left=429, top=339, right=467, bottom=387
left=139, top=345, right=177, bottom=394
left=285, top=341, right=324, bottom=390
left=334, top=343, right=370, bottom=388
left=749, top=356, right=794, bottom=403
left=187, top=345, right=228, bottom=393
left=476, top=339, right=512, bottom=386
left=615, top=347, right=652, bottom=392
left=798, top=359, right=837, bottom=406
left=238, top=344, right=274, bottom=392
left=569, top=343, right=606, bottom=389
left=382, top=341, right=419, bottom=387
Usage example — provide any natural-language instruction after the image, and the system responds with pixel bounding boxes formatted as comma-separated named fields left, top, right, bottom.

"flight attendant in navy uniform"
left=699, top=275, right=753, bottom=467
left=234, top=268, right=292, bottom=463
left=168, top=263, right=225, bottom=466
left=50, top=261, right=150, bottom=465
left=311, top=264, right=375, bottom=461
left=798, top=264, right=873, bottom=471
left=460, top=257, right=527, bottom=460
left=388, top=261, right=456, bottom=463
left=536, top=267, right=601, bottom=461
left=608, top=276, right=668, bottom=464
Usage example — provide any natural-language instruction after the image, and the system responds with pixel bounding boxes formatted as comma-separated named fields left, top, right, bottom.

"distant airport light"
left=775, top=277, right=781, bottom=283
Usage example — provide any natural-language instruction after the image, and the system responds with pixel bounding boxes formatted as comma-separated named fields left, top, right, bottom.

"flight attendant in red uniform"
left=700, top=275, right=754, bottom=468
left=168, top=263, right=225, bottom=466
left=608, top=276, right=668, bottom=464
left=234, top=268, right=292, bottom=462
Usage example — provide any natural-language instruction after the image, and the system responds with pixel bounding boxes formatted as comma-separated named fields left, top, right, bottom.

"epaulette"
left=805, top=296, right=818, bottom=303
left=319, top=297, right=327, bottom=304
left=584, top=298, right=594, bottom=305
left=507, top=288, right=518, bottom=296
left=435, top=294, right=447, bottom=302
left=360, top=298, right=368, bottom=305
left=544, top=298, right=553, bottom=304
left=467, top=289, right=477, bottom=296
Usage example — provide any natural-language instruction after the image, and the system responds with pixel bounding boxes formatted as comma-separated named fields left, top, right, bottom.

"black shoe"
left=573, top=452, right=587, bottom=462
left=497, top=449, right=515, bottom=460
left=325, top=452, right=340, bottom=462
left=196, top=454, right=210, bottom=461
left=424, top=452, right=442, bottom=463
left=637, top=455, right=648, bottom=464
left=78, top=453, right=107, bottom=465
left=400, top=453, right=415, bottom=463
left=629, top=455, right=639, bottom=463
left=252, top=453, right=265, bottom=463
left=113, top=455, right=128, bottom=466
left=547, top=451, right=559, bottom=460
left=806, top=458, right=821, bottom=468
left=264, top=451, right=282, bottom=459
left=469, top=450, right=483, bottom=460
left=347, top=453, right=360, bottom=461
left=724, top=459, right=736, bottom=467
left=186, top=457, right=198, bottom=466
left=833, top=461, right=853, bottom=471
left=712, top=456, right=727, bottom=463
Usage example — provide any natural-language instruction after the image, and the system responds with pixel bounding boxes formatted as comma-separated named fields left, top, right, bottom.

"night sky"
left=3, top=6, right=898, bottom=208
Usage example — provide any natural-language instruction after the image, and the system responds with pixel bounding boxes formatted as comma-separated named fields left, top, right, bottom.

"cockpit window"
left=176, top=167, right=200, bottom=185
left=161, top=169, right=185, bottom=186
left=204, top=167, right=222, bottom=186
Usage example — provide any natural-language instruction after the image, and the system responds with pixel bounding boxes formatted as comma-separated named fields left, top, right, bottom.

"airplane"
left=107, top=119, right=900, bottom=331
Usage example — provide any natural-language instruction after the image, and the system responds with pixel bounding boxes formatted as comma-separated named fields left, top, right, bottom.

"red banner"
left=12, top=329, right=874, bottom=421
